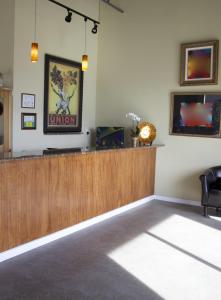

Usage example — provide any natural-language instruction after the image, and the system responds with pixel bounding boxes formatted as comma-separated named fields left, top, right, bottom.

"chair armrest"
left=199, top=174, right=209, bottom=204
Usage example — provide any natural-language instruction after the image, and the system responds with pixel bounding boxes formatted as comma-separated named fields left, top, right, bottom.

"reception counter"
left=0, top=146, right=160, bottom=252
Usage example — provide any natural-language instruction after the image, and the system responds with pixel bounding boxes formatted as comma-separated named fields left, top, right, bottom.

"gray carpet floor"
left=0, top=200, right=221, bottom=300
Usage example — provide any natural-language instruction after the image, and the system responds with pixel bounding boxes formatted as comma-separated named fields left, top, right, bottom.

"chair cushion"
left=211, top=181, right=221, bottom=190
left=208, top=189, right=221, bottom=207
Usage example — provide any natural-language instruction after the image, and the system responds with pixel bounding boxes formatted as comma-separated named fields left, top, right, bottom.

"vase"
left=132, top=136, right=139, bottom=147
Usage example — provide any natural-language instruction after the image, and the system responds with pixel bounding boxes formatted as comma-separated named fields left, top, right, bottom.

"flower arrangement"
left=126, top=112, right=141, bottom=137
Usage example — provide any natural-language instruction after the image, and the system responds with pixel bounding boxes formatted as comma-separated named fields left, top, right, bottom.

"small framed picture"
left=180, top=40, right=219, bottom=86
left=170, top=92, right=221, bottom=138
left=21, top=113, right=37, bottom=130
left=21, top=93, right=35, bottom=108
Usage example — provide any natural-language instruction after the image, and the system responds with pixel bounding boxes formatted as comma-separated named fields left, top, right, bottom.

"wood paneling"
left=0, top=88, right=12, bottom=152
left=0, top=147, right=156, bottom=252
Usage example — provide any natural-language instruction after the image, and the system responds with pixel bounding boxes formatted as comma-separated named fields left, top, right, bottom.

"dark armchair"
left=199, top=166, right=221, bottom=217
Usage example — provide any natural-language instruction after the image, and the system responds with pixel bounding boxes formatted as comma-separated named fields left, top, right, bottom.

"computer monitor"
left=96, top=127, right=125, bottom=149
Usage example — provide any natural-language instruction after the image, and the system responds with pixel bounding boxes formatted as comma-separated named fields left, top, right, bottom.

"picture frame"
left=44, top=54, right=83, bottom=134
left=170, top=92, right=221, bottom=138
left=21, top=113, right=37, bottom=130
left=21, top=93, right=35, bottom=108
left=180, top=40, right=219, bottom=86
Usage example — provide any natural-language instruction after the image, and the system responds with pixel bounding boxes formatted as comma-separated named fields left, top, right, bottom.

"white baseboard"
left=154, top=195, right=201, bottom=207
left=0, top=195, right=155, bottom=263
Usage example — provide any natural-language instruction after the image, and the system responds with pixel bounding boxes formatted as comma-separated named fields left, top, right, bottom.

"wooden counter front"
left=0, top=147, right=156, bottom=252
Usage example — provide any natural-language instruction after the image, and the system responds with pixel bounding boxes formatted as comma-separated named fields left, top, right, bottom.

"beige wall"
left=96, top=0, right=221, bottom=201
left=13, top=0, right=98, bottom=151
left=0, top=0, right=14, bottom=88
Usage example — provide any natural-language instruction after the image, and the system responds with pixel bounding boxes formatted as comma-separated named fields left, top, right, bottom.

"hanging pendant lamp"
left=82, top=18, right=88, bottom=71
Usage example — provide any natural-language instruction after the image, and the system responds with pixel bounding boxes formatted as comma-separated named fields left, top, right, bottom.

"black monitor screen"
left=96, top=127, right=124, bottom=149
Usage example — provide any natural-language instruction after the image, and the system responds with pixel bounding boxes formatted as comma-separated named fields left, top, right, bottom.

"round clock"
left=138, top=122, right=156, bottom=145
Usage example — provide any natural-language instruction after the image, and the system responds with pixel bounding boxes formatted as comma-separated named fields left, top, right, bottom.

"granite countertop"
left=0, top=144, right=164, bottom=163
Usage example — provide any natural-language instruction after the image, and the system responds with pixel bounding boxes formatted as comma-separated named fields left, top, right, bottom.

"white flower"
left=126, top=112, right=141, bottom=122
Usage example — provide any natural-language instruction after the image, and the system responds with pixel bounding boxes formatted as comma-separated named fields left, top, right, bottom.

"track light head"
left=91, top=22, right=98, bottom=34
left=65, top=10, right=72, bottom=23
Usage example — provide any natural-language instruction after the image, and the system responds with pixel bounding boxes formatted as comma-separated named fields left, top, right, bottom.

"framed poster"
left=21, top=113, right=37, bottom=130
left=21, top=93, right=35, bottom=108
left=180, top=40, right=219, bottom=86
left=170, top=92, right=221, bottom=138
left=44, top=54, right=83, bottom=134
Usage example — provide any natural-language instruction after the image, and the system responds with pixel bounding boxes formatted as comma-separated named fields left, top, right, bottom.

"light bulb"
left=82, top=54, right=88, bottom=71
left=31, top=42, right=38, bottom=63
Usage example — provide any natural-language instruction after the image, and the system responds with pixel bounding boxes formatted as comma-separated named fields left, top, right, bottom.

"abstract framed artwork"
left=44, top=54, right=83, bottom=134
left=21, top=113, right=37, bottom=130
left=170, top=92, right=221, bottom=138
left=180, top=40, right=219, bottom=86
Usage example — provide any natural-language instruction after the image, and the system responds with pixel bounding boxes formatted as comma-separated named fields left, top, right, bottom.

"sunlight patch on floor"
left=209, top=216, right=221, bottom=222
left=108, top=214, right=221, bottom=300
left=148, top=214, right=221, bottom=268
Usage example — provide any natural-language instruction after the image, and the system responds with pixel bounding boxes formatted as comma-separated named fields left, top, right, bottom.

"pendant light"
left=82, top=18, right=88, bottom=71
left=31, top=0, right=38, bottom=63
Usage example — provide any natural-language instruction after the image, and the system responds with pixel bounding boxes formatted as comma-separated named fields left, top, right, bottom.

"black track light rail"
left=48, top=0, right=100, bottom=25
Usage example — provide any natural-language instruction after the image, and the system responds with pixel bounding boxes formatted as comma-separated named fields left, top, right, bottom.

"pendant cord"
left=98, top=0, right=101, bottom=22
left=84, top=18, right=87, bottom=54
left=34, top=0, right=37, bottom=41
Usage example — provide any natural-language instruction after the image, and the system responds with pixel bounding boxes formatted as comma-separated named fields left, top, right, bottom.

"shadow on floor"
left=0, top=200, right=220, bottom=299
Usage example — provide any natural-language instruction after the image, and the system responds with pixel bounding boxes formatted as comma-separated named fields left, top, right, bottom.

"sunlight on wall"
left=108, top=214, right=221, bottom=300
left=96, top=0, right=221, bottom=202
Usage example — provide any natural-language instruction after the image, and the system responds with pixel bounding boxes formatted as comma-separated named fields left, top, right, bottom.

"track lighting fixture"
left=65, top=10, right=72, bottom=23
left=91, top=22, right=98, bottom=34
left=48, top=1, right=100, bottom=29
left=48, top=0, right=101, bottom=70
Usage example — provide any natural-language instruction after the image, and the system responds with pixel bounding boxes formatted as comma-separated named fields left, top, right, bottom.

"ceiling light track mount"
left=48, top=0, right=100, bottom=30
left=101, top=0, right=124, bottom=13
